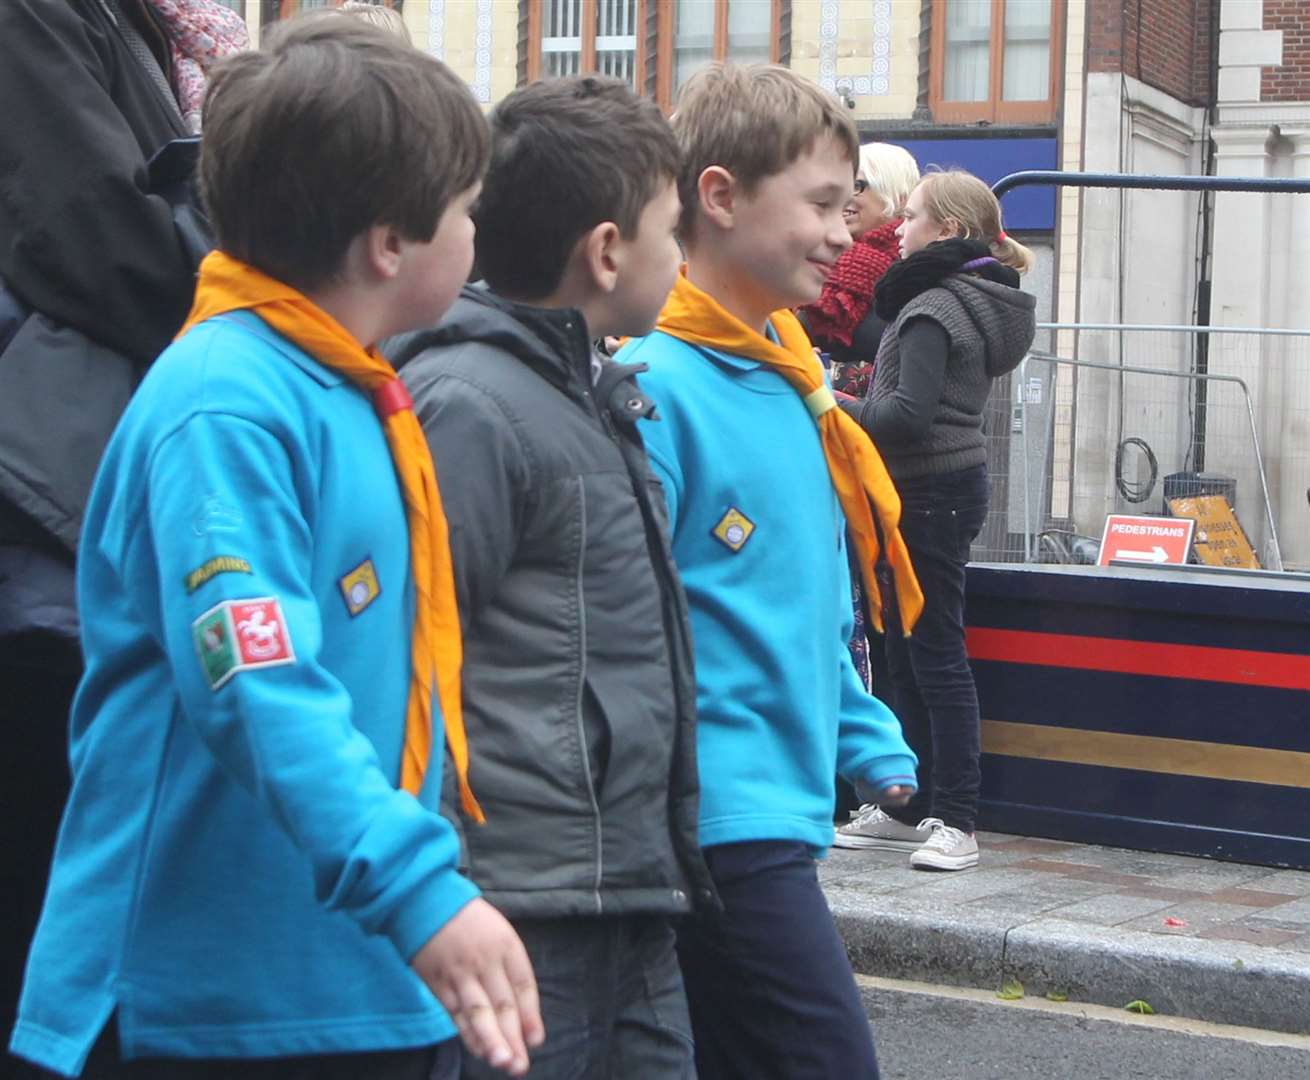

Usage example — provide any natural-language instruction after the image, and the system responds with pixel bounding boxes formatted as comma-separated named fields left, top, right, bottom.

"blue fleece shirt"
left=623, top=329, right=917, bottom=853
left=10, top=312, right=477, bottom=1077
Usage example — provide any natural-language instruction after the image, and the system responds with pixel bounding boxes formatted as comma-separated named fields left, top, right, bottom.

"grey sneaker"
left=909, top=821, right=979, bottom=871
left=832, top=805, right=934, bottom=851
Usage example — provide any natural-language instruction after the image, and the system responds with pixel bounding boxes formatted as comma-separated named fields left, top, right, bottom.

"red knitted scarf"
left=799, top=221, right=900, bottom=347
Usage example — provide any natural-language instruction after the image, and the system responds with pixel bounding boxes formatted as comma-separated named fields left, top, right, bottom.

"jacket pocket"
left=580, top=678, right=613, bottom=795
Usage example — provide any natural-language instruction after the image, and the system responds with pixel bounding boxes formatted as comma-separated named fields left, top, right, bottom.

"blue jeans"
left=879, top=465, right=989, bottom=834
left=462, top=916, right=693, bottom=1080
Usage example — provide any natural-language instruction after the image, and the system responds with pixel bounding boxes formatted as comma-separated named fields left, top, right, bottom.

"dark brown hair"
left=473, top=76, right=680, bottom=300
left=200, top=14, right=487, bottom=291
left=672, top=63, right=859, bottom=239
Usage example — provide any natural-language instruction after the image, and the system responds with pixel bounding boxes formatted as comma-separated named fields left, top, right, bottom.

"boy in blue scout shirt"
left=387, top=76, right=714, bottom=1080
left=9, top=17, right=542, bottom=1080
left=619, top=63, right=925, bottom=1079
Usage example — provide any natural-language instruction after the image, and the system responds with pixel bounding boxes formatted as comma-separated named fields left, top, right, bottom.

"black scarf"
left=874, top=238, right=1020, bottom=321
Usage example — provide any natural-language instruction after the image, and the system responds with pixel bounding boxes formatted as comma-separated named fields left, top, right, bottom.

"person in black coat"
left=0, top=0, right=242, bottom=1045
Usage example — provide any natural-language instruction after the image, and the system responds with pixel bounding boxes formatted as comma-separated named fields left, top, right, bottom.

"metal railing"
left=975, top=323, right=1310, bottom=573
left=976, top=171, right=1310, bottom=574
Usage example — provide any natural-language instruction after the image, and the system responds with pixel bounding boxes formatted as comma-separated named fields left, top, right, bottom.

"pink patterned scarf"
left=149, top=0, right=250, bottom=132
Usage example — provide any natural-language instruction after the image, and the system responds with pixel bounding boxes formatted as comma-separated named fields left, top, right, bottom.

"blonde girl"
left=833, top=169, right=1036, bottom=871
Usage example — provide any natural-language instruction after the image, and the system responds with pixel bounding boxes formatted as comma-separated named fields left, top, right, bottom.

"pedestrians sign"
left=1097, top=514, right=1194, bottom=566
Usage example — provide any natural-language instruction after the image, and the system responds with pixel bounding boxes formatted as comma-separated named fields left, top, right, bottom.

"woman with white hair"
left=800, top=141, right=920, bottom=400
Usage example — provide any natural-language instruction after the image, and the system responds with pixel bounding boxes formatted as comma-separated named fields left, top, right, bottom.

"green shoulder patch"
left=192, top=603, right=239, bottom=689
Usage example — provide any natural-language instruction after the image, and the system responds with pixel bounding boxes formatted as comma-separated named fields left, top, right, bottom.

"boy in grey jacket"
left=387, top=76, right=713, bottom=1080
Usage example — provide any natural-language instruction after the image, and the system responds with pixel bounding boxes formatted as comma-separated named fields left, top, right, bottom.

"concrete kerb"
left=1004, top=917, right=1310, bottom=1035
left=827, top=890, right=1310, bottom=1035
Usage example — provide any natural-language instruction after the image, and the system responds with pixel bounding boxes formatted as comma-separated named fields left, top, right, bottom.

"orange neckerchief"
left=655, top=271, right=924, bottom=635
left=179, top=251, right=484, bottom=821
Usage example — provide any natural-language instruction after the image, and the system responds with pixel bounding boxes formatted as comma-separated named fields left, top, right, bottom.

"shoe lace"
left=845, top=803, right=890, bottom=826
left=921, top=822, right=967, bottom=852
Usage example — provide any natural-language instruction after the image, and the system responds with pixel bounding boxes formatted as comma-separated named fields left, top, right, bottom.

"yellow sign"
left=1166, top=495, right=1260, bottom=570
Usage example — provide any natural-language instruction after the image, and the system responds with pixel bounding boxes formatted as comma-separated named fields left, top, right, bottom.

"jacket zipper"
left=572, top=477, right=604, bottom=914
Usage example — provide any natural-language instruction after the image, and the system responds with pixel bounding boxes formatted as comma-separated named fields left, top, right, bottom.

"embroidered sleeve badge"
left=711, top=507, right=755, bottom=553
left=184, top=555, right=252, bottom=593
left=192, top=597, right=295, bottom=690
left=339, top=557, right=382, bottom=617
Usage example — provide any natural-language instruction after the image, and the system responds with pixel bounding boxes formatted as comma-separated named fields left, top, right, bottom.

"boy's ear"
left=696, top=166, right=736, bottom=230
left=579, top=220, right=623, bottom=295
left=363, top=223, right=405, bottom=281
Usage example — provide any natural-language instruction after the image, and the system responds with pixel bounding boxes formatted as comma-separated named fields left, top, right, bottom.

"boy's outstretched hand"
left=878, top=784, right=915, bottom=808
left=411, top=897, right=545, bottom=1076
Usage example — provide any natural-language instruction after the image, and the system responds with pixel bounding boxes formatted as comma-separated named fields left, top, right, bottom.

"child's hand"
left=878, top=784, right=914, bottom=808
left=411, top=897, right=545, bottom=1076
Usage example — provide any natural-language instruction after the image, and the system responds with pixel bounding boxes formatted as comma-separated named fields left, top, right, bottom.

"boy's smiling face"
left=719, top=135, right=855, bottom=314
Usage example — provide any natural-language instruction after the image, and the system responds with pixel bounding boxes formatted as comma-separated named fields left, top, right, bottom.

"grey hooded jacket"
left=387, top=285, right=716, bottom=920
left=858, top=274, right=1036, bottom=480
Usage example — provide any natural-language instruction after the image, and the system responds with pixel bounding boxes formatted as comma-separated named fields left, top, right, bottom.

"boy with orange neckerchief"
left=10, top=17, right=541, bottom=1080
left=619, top=63, right=922, bottom=1078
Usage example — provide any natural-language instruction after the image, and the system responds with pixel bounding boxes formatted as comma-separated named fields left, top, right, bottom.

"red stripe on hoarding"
left=966, top=627, right=1310, bottom=692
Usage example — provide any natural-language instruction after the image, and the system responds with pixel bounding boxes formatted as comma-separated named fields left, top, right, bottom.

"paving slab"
left=824, top=831, right=1310, bottom=1034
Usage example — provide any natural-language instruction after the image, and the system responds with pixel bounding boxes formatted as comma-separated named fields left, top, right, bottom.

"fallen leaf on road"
left=1163, top=917, right=1187, bottom=927
left=1125, top=999, right=1155, bottom=1014
left=997, top=977, right=1025, bottom=1001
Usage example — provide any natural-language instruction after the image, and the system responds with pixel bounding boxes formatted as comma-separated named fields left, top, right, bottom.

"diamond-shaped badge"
left=711, top=507, right=755, bottom=553
left=339, top=557, right=382, bottom=617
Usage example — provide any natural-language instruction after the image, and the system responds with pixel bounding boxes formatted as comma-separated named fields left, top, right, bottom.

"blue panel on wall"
left=885, top=137, right=1058, bottom=231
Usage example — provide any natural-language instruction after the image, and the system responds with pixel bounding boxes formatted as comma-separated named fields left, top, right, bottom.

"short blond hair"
left=857, top=142, right=919, bottom=219
left=916, top=169, right=1034, bottom=274
left=339, top=1, right=411, bottom=44
left=673, top=63, right=858, bottom=240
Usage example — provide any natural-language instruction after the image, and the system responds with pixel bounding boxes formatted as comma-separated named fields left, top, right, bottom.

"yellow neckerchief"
left=178, top=250, right=484, bottom=821
left=655, top=270, right=924, bottom=635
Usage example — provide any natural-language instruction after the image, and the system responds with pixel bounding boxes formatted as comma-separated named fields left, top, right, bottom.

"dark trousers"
left=463, top=915, right=693, bottom=1080
left=2, top=634, right=78, bottom=1062
left=15, top=1020, right=459, bottom=1080
left=881, top=465, right=989, bottom=834
left=676, top=841, right=879, bottom=1080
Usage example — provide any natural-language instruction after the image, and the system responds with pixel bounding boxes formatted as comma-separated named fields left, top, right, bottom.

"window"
left=531, top=0, right=645, bottom=83
left=523, top=1, right=788, bottom=110
left=263, top=0, right=400, bottom=22
left=930, top=0, right=1061, bottom=124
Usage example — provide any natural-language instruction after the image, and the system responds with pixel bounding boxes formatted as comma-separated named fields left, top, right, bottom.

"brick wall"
left=1262, top=1, right=1310, bottom=102
left=1086, top=0, right=1216, bottom=107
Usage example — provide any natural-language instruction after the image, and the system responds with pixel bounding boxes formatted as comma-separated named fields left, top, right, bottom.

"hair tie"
left=996, top=230, right=1008, bottom=243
